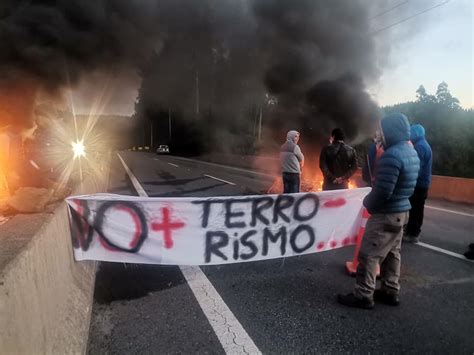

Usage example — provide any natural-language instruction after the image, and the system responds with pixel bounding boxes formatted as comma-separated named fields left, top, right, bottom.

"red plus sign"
left=151, top=207, right=185, bottom=249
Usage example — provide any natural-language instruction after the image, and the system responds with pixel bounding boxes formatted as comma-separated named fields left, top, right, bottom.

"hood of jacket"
left=410, top=124, right=426, bottom=143
left=286, top=130, right=300, bottom=143
left=381, top=113, right=410, bottom=148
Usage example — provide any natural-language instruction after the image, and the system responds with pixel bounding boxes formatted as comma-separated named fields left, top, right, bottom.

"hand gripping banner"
left=66, top=188, right=371, bottom=265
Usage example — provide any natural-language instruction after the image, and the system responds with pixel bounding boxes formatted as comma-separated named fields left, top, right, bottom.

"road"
left=88, top=151, right=474, bottom=354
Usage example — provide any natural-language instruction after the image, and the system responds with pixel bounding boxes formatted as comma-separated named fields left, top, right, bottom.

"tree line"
left=381, top=82, right=473, bottom=178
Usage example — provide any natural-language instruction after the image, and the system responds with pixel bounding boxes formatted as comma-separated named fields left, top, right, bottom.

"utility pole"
left=150, top=120, right=153, bottom=148
left=168, top=108, right=172, bottom=141
left=252, top=106, right=257, bottom=138
left=195, top=70, right=200, bottom=117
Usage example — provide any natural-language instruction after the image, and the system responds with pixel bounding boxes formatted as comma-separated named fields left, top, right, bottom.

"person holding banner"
left=280, top=130, right=304, bottom=193
left=362, top=130, right=384, bottom=187
left=338, top=113, right=420, bottom=309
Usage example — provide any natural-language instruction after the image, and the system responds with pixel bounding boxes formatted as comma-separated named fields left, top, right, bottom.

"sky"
left=72, top=0, right=473, bottom=114
left=371, top=0, right=473, bottom=109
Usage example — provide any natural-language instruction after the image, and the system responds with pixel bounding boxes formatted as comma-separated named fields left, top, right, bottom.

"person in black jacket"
left=319, top=128, right=357, bottom=190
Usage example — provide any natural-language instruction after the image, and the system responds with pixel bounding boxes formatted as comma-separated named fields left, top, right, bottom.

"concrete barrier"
left=429, top=175, right=474, bottom=204
left=0, top=155, right=110, bottom=354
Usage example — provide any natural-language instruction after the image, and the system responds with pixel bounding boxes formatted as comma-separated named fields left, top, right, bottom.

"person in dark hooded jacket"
left=319, top=128, right=357, bottom=190
left=404, top=124, right=432, bottom=243
left=338, top=113, right=420, bottom=309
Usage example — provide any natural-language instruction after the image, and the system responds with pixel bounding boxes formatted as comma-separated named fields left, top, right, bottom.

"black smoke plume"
left=1, top=0, right=382, bottom=150
left=136, top=0, right=382, bottom=154
left=0, top=0, right=159, bottom=128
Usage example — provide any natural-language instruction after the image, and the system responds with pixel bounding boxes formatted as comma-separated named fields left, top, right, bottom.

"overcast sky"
left=73, top=0, right=473, bottom=114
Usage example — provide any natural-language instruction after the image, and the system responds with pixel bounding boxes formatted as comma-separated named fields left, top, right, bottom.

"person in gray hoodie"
left=280, top=130, right=304, bottom=193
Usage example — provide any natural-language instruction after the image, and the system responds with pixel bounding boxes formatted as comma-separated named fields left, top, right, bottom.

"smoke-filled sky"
left=70, top=0, right=474, bottom=114
left=0, top=0, right=471, bottom=137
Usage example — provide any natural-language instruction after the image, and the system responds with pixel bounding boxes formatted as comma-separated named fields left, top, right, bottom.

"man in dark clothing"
left=338, top=113, right=420, bottom=309
left=280, top=130, right=304, bottom=193
left=362, top=130, right=384, bottom=187
left=404, top=124, right=432, bottom=243
left=319, top=128, right=357, bottom=190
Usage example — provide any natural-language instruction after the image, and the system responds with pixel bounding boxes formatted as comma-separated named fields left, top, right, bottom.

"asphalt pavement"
left=88, top=151, right=474, bottom=354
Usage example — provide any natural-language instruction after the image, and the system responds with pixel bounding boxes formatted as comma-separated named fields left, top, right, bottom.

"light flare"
left=72, top=140, right=86, bottom=159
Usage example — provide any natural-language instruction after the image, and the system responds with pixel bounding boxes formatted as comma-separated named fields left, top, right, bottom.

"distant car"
left=156, top=145, right=170, bottom=154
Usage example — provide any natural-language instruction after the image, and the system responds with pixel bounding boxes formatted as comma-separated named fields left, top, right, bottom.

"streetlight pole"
left=168, top=108, right=172, bottom=141
left=150, top=120, right=153, bottom=148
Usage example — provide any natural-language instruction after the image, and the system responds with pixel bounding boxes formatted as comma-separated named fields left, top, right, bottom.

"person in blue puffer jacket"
left=404, top=124, right=433, bottom=243
left=338, top=113, right=420, bottom=309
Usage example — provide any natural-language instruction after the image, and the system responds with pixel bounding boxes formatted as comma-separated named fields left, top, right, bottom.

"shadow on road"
left=93, top=262, right=185, bottom=304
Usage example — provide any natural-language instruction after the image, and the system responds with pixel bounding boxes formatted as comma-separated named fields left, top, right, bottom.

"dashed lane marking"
left=166, top=155, right=277, bottom=179
left=117, top=152, right=261, bottom=355
left=204, top=174, right=236, bottom=186
left=153, top=158, right=179, bottom=168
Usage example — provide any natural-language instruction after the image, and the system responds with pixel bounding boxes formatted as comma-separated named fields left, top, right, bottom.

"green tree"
left=382, top=83, right=474, bottom=178
left=416, top=85, right=436, bottom=103
left=435, top=81, right=460, bottom=109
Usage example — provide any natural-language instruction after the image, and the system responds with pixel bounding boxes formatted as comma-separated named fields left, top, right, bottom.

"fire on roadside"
left=267, top=176, right=357, bottom=194
left=0, top=132, right=10, bottom=200
left=267, top=166, right=358, bottom=194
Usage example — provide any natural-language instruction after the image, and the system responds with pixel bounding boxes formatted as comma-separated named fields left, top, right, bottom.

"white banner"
left=66, top=188, right=371, bottom=265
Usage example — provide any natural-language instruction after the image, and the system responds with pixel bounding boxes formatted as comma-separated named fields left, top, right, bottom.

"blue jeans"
left=282, top=173, right=300, bottom=193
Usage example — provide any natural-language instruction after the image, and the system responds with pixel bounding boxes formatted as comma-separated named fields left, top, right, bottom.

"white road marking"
left=117, top=153, right=147, bottom=197
left=180, top=266, right=262, bottom=354
left=428, top=276, right=474, bottom=286
left=417, top=242, right=473, bottom=262
left=425, top=204, right=474, bottom=218
left=168, top=162, right=179, bottom=168
left=168, top=155, right=277, bottom=179
left=204, top=174, right=236, bottom=186
left=117, top=152, right=261, bottom=354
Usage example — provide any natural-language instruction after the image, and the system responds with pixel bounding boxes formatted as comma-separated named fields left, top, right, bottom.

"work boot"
left=403, top=233, right=419, bottom=243
left=464, top=249, right=474, bottom=260
left=337, top=293, right=374, bottom=310
left=374, top=289, right=400, bottom=306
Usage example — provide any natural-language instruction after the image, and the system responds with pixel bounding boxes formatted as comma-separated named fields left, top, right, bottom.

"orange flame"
left=0, top=133, right=10, bottom=200
left=267, top=166, right=358, bottom=194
